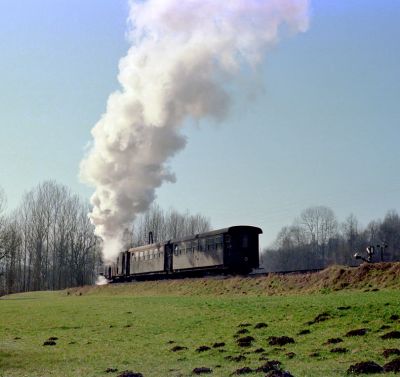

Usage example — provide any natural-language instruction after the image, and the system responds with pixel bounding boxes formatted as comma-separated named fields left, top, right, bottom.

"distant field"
left=1, top=264, right=400, bottom=377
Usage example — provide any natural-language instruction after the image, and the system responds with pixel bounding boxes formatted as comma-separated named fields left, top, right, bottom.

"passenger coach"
left=104, top=225, right=262, bottom=281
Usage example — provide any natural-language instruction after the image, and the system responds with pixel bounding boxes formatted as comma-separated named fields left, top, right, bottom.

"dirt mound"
left=286, top=352, right=296, bottom=358
left=381, top=330, right=400, bottom=339
left=325, top=338, right=343, bottom=344
left=347, top=361, right=383, bottom=374
left=236, top=336, right=254, bottom=347
left=225, top=355, right=246, bottom=362
left=256, top=360, right=282, bottom=373
left=171, top=345, right=187, bottom=352
left=268, top=336, right=295, bottom=346
left=254, top=348, right=265, bottom=353
left=254, top=322, right=268, bottom=329
left=105, top=368, right=118, bottom=373
left=43, top=340, right=56, bottom=346
left=330, top=347, right=348, bottom=353
left=382, top=348, right=400, bottom=358
left=389, top=314, right=399, bottom=321
left=383, top=357, right=400, bottom=372
left=265, top=371, right=294, bottom=377
left=117, top=371, right=143, bottom=377
left=196, top=346, right=211, bottom=352
left=192, top=367, right=212, bottom=374
left=238, top=323, right=251, bottom=327
left=297, top=329, right=310, bottom=335
left=212, top=342, right=225, bottom=348
left=345, top=328, right=367, bottom=337
left=307, top=312, right=331, bottom=325
left=236, top=329, right=249, bottom=335
left=232, top=367, right=253, bottom=375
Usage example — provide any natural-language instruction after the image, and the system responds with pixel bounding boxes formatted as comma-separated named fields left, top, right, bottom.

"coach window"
left=216, top=235, right=223, bottom=250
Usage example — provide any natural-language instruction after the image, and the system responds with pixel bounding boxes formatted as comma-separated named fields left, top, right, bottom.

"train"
left=103, top=225, right=263, bottom=281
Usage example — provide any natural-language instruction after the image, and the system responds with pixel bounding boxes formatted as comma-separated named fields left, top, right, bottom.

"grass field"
left=1, top=267, right=400, bottom=376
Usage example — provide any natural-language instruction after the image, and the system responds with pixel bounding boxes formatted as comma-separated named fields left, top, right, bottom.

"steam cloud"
left=80, top=0, right=310, bottom=261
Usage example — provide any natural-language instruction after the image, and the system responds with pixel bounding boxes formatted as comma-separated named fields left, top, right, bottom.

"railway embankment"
left=68, top=262, right=400, bottom=297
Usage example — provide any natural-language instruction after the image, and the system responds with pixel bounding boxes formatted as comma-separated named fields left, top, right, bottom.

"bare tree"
left=0, top=187, right=7, bottom=263
left=298, top=206, right=338, bottom=246
left=379, top=210, right=400, bottom=261
left=1, top=181, right=101, bottom=293
left=131, top=205, right=211, bottom=247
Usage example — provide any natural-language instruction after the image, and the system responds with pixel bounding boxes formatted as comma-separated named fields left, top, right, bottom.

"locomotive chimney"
left=148, top=231, right=154, bottom=245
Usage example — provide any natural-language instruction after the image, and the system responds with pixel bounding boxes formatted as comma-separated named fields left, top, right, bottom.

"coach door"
left=125, top=252, right=131, bottom=276
left=164, top=242, right=173, bottom=273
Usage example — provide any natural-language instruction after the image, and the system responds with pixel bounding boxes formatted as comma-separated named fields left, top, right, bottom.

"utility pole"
left=376, top=243, right=388, bottom=262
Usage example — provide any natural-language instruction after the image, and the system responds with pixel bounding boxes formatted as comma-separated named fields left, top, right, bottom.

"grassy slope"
left=1, top=263, right=400, bottom=377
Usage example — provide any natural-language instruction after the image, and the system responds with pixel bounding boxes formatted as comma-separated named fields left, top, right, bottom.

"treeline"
left=0, top=181, right=211, bottom=295
left=262, top=206, right=400, bottom=272
left=0, top=181, right=100, bottom=295
left=123, top=204, right=211, bottom=247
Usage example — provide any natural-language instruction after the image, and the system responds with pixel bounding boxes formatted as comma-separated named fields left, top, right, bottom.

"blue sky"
left=0, top=0, right=399, bottom=247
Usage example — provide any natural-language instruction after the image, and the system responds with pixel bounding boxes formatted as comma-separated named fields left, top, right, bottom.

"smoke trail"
left=80, top=0, right=310, bottom=261
left=95, top=275, right=109, bottom=286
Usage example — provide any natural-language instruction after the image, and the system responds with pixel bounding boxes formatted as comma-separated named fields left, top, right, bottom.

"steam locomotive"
left=104, top=225, right=262, bottom=281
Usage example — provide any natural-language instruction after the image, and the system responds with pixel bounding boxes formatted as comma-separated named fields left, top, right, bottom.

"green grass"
left=1, top=285, right=400, bottom=377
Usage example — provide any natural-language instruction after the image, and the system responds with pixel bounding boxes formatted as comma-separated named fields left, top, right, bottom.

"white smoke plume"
left=80, top=0, right=310, bottom=261
left=95, top=275, right=109, bottom=286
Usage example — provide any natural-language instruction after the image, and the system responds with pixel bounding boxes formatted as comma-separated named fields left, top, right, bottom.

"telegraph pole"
left=376, top=243, right=388, bottom=262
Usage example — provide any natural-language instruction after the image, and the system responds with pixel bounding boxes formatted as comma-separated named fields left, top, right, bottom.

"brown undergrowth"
left=67, top=262, right=400, bottom=297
